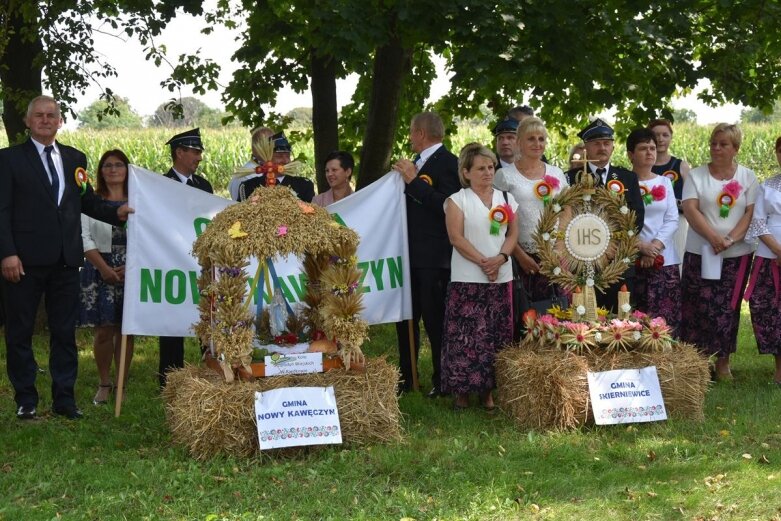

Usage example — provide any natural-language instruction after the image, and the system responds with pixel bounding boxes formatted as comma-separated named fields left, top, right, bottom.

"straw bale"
left=164, top=358, right=402, bottom=459
left=495, top=342, right=709, bottom=430
left=496, top=347, right=591, bottom=430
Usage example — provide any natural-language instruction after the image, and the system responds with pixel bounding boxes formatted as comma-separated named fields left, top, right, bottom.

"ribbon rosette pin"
left=717, top=180, right=742, bottom=218
left=74, top=167, right=90, bottom=195
left=606, top=179, right=625, bottom=195
left=534, top=175, right=560, bottom=206
left=662, top=170, right=679, bottom=184
left=488, top=203, right=514, bottom=235
left=639, top=185, right=653, bottom=206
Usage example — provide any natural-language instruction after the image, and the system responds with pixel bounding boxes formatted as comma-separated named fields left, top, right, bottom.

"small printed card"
left=264, top=352, right=323, bottom=376
left=587, top=366, right=667, bottom=425
left=255, top=386, right=342, bottom=450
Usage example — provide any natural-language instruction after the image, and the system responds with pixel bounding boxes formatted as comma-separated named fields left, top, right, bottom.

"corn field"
left=2, top=123, right=780, bottom=196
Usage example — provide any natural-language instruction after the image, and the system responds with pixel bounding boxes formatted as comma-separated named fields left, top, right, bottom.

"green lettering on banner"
left=276, top=278, right=296, bottom=303
left=370, top=258, right=385, bottom=291
left=356, top=261, right=371, bottom=293
left=140, top=268, right=162, bottom=303
left=189, top=270, right=200, bottom=305
left=165, top=270, right=187, bottom=304
left=331, top=213, right=347, bottom=227
left=193, top=217, right=211, bottom=237
left=286, top=274, right=309, bottom=301
left=387, top=256, right=403, bottom=288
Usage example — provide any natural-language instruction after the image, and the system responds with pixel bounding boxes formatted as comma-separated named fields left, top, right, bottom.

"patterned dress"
left=680, top=165, right=757, bottom=357
left=440, top=188, right=517, bottom=394
left=77, top=201, right=127, bottom=327
left=745, top=175, right=781, bottom=355
left=633, top=175, right=681, bottom=335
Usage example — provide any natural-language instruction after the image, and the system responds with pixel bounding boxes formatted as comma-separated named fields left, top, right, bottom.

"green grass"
left=1, top=307, right=781, bottom=520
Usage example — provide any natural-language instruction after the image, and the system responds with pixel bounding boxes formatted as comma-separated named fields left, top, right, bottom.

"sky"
left=69, top=9, right=743, bottom=128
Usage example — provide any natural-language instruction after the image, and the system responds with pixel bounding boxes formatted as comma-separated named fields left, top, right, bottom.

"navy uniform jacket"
left=163, top=168, right=213, bottom=194
left=0, top=139, right=121, bottom=268
left=238, top=173, right=314, bottom=203
left=404, top=145, right=461, bottom=269
left=565, top=164, right=645, bottom=233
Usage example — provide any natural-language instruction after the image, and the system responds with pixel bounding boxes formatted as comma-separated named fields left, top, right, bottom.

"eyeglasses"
left=102, top=162, right=126, bottom=169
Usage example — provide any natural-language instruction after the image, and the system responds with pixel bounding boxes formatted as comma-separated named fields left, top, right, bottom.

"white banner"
left=587, top=366, right=668, bottom=425
left=122, top=166, right=411, bottom=336
left=255, top=387, right=342, bottom=449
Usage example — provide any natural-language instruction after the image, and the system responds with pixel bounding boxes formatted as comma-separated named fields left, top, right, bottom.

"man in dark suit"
left=237, top=132, right=315, bottom=202
left=492, top=118, right=518, bottom=170
left=392, top=112, right=461, bottom=397
left=158, top=128, right=213, bottom=387
left=564, top=118, right=645, bottom=311
left=0, top=95, right=132, bottom=420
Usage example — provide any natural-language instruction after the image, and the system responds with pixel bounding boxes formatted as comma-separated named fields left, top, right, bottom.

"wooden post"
left=407, top=319, right=419, bottom=391
left=114, top=335, right=128, bottom=418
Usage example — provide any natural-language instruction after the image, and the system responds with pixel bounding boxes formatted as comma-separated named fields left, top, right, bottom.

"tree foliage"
left=148, top=96, right=226, bottom=128
left=166, top=0, right=781, bottom=187
left=78, top=95, right=143, bottom=129
left=0, top=0, right=203, bottom=142
left=741, top=100, right=781, bottom=124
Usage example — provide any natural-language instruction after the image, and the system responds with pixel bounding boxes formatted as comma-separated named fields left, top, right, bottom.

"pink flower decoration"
left=498, top=203, right=516, bottom=222
left=650, top=185, right=666, bottom=201
left=723, top=180, right=742, bottom=198
left=277, top=225, right=288, bottom=236
left=543, top=174, right=560, bottom=190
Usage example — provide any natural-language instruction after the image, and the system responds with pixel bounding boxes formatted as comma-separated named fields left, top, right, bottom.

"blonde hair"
left=516, top=116, right=548, bottom=141
left=711, top=123, right=742, bottom=150
left=457, top=142, right=496, bottom=187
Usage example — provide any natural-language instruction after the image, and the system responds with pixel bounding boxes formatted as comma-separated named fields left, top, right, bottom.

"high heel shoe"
left=93, top=383, right=114, bottom=405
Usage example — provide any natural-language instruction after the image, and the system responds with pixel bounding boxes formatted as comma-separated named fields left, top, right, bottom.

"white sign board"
left=587, top=366, right=667, bottom=425
left=264, top=353, right=323, bottom=376
left=255, top=387, right=342, bottom=449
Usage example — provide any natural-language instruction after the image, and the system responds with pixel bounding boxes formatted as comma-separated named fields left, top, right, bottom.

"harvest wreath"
left=191, top=186, right=368, bottom=382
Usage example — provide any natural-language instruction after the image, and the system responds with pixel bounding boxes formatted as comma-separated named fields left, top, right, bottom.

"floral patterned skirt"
left=440, top=281, right=513, bottom=394
left=747, top=257, right=781, bottom=355
left=634, top=264, right=681, bottom=337
left=77, top=226, right=127, bottom=328
left=681, top=252, right=751, bottom=357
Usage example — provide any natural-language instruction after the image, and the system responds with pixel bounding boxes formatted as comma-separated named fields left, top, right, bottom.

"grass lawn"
left=1, top=307, right=781, bottom=521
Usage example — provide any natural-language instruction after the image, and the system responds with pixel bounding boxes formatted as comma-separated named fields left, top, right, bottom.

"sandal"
left=92, top=384, right=114, bottom=405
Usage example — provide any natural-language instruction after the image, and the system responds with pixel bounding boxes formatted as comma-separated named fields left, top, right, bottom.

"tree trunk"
left=0, top=6, right=43, bottom=144
left=357, top=35, right=412, bottom=189
left=310, top=52, right=339, bottom=193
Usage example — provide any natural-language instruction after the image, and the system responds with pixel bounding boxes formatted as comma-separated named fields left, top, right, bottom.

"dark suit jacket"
left=0, top=139, right=121, bottom=268
left=564, top=164, right=645, bottom=233
left=404, top=145, right=461, bottom=269
left=163, top=169, right=214, bottom=194
left=238, top=173, right=314, bottom=202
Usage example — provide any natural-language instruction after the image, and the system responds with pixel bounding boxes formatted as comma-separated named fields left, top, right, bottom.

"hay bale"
left=163, top=358, right=402, bottom=459
left=495, top=342, right=710, bottom=430
left=496, top=347, right=591, bottom=430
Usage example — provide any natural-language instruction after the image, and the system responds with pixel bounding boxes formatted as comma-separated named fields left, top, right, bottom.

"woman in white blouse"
left=441, top=143, right=519, bottom=411
left=681, top=123, right=757, bottom=381
left=626, top=129, right=680, bottom=334
left=494, top=117, right=568, bottom=330
left=744, top=136, right=781, bottom=385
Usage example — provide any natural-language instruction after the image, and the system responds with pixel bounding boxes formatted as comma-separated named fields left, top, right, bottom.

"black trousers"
left=3, top=264, right=79, bottom=409
left=158, top=336, right=185, bottom=387
left=395, top=267, right=449, bottom=392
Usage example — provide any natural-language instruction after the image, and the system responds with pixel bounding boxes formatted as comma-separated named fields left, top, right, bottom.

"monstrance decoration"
left=534, top=152, right=639, bottom=321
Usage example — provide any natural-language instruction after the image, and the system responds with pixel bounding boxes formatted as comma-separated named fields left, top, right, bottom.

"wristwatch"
left=499, top=252, right=509, bottom=262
